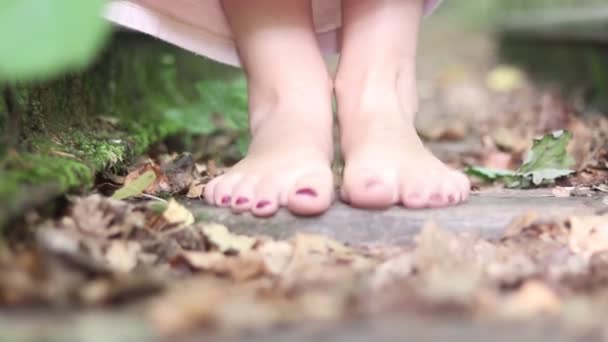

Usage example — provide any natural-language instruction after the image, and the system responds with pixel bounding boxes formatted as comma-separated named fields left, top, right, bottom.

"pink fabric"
left=105, top=0, right=441, bottom=67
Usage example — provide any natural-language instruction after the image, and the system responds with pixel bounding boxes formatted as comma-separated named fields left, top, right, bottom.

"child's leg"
left=335, top=0, right=470, bottom=209
left=205, top=0, right=334, bottom=217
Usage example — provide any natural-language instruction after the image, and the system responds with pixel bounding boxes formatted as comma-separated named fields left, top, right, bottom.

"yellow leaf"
left=202, top=224, right=256, bottom=253
left=162, top=199, right=195, bottom=227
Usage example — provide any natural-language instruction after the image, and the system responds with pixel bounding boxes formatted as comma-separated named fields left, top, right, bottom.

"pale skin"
left=204, top=0, right=471, bottom=217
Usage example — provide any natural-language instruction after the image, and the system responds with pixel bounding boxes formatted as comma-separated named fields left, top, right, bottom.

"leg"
left=205, top=0, right=334, bottom=216
left=335, top=0, right=470, bottom=209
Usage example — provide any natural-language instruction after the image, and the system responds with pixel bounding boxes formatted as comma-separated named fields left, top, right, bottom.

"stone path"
left=187, top=189, right=606, bottom=246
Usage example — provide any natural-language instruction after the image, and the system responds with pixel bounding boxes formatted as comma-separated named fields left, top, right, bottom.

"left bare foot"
left=336, top=68, right=470, bottom=209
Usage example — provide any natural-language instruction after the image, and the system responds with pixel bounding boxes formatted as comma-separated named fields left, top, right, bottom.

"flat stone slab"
left=187, top=189, right=607, bottom=246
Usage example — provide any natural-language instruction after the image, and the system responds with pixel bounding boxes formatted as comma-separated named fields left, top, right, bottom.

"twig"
left=140, top=193, right=168, bottom=203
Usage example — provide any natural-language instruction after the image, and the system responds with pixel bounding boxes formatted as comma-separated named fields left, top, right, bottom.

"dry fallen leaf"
left=552, top=186, right=573, bottom=198
left=491, top=127, right=530, bottom=153
left=122, top=160, right=170, bottom=196
left=105, top=241, right=141, bottom=273
left=174, top=251, right=266, bottom=281
left=499, top=281, right=561, bottom=318
left=202, top=224, right=256, bottom=253
left=162, top=199, right=195, bottom=228
left=368, top=253, right=414, bottom=292
left=257, top=240, right=293, bottom=275
left=186, top=181, right=205, bottom=199
left=568, top=215, right=608, bottom=259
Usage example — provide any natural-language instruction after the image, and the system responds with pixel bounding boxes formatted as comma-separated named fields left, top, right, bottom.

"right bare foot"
left=204, top=97, right=334, bottom=217
left=205, top=0, right=336, bottom=217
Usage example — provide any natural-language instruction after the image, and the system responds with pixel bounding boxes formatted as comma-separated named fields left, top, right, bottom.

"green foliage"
left=163, top=72, right=250, bottom=156
left=0, top=0, right=110, bottom=81
left=0, top=154, right=93, bottom=195
left=466, top=131, right=575, bottom=188
left=112, top=170, right=156, bottom=200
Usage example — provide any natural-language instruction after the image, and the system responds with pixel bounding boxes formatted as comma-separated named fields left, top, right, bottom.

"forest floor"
left=2, top=18, right=608, bottom=342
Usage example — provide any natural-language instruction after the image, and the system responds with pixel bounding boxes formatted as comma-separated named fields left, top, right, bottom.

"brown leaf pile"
left=2, top=195, right=608, bottom=337
left=105, top=153, right=222, bottom=200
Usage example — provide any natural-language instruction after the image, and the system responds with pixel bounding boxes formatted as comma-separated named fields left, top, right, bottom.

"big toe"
left=287, top=169, right=334, bottom=216
left=342, top=169, right=397, bottom=209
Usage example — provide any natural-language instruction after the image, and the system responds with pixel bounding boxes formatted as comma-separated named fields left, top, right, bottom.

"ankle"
left=248, top=76, right=334, bottom=132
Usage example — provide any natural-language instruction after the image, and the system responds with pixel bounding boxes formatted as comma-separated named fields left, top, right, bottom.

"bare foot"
left=336, top=0, right=470, bottom=210
left=337, top=81, right=471, bottom=209
left=205, top=0, right=336, bottom=217
left=204, top=101, right=334, bottom=217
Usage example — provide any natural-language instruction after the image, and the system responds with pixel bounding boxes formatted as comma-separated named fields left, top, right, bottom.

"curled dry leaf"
left=69, top=195, right=140, bottom=238
left=186, top=181, right=205, bottom=199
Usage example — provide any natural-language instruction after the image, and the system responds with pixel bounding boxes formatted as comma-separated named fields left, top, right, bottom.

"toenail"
left=447, top=194, right=456, bottom=203
left=409, top=193, right=421, bottom=199
left=235, top=197, right=249, bottom=205
left=365, top=179, right=382, bottom=188
left=296, top=188, right=318, bottom=197
left=430, top=193, right=442, bottom=202
left=256, top=200, right=270, bottom=209
left=221, top=195, right=231, bottom=205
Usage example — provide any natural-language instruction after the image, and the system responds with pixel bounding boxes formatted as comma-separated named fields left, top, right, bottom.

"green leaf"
left=465, top=166, right=516, bottom=181
left=0, top=0, right=110, bottom=81
left=111, top=170, right=156, bottom=200
left=517, top=130, right=575, bottom=185
left=466, top=131, right=576, bottom=188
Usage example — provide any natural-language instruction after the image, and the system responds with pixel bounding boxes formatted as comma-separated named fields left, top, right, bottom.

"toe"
left=343, top=169, right=398, bottom=209
left=251, top=177, right=281, bottom=217
left=213, top=175, right=243, bottom=207
left=203, top=176, right=221, bottom=205
left=287, top=169, right=333, bottom=216
left=427, top=188, right=447, bottom=208
left=444, top=182, right=462, bottom=206
left=454, top=171, right=471, bottom=202
left=400, top=180, right=429, bottom=209
left=230, top=177, right=258, bottom=213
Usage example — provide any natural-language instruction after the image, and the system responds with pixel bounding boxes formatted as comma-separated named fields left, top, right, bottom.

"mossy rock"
left=0, top=32, right=245, bottom=230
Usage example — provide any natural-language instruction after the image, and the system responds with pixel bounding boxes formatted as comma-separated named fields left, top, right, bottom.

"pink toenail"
left=409, top=193, right=421, bottom=199
left=256, top=200, right=270, bottom=209
left=235, top=197, right=249, bottom=205
left=221, top=195, right=231, bottom=205
left=447, top=194, right=456, bottom=203
left=365, top=179, right=382, bottom=188
left=296, top=188, right=317, bottom=197
left=430, top=193, right=442, bottom=202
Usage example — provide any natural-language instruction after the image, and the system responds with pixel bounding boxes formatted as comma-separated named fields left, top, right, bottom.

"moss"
left=0, top=32, right=247, bottom=230
left=0, top=154, right=92, bottom=193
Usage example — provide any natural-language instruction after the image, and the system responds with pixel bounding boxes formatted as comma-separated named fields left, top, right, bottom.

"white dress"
left=105, top=0, right=442, bottom=66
